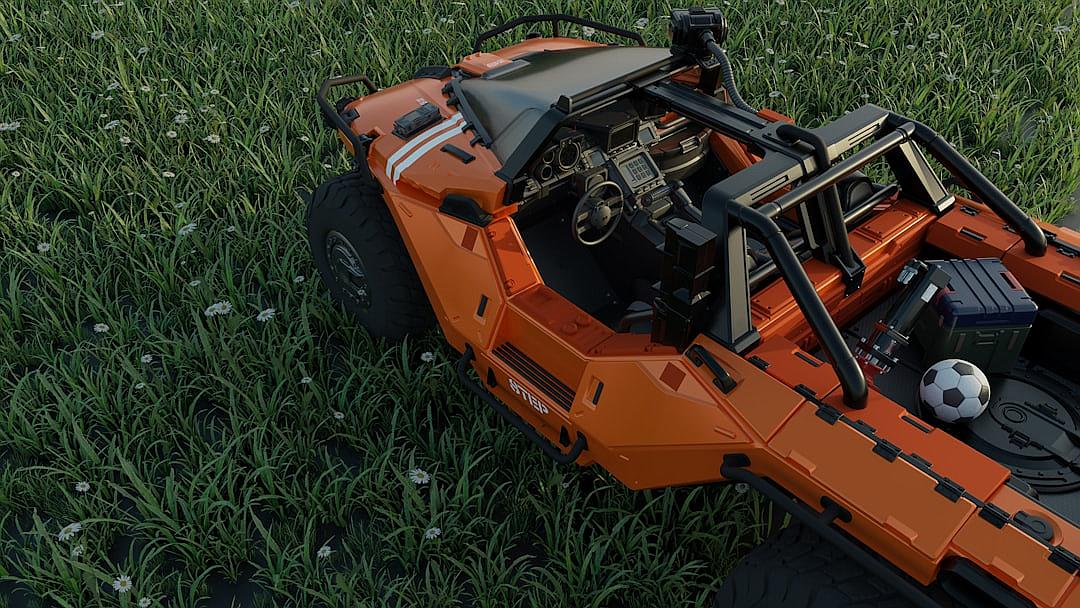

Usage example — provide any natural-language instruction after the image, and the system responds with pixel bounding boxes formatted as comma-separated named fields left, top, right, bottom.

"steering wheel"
left=571, top=180, right=625, bottom=246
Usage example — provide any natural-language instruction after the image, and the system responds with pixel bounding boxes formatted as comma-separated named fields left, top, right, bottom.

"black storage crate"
left=913, top=258, right=1038, bottom=373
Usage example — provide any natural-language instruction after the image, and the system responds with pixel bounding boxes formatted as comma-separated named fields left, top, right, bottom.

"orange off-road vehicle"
left=302, top=9, right=1080, bottom=607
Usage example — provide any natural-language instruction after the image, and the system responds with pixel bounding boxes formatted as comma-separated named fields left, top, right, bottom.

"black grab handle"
left=473, top=14, right=645, bottom=53
left=316, top=74, right=378, bottom=172
left=456, top=345, right=588, bottom=465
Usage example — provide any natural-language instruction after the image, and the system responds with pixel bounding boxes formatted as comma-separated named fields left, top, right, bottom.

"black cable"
left=701, top=32, right=757, bottom=114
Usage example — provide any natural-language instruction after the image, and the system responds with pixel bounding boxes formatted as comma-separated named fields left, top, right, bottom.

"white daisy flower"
left=134, top=382, right=146, bottom=389
left=581, top=26, right=596, bottom=37
left=11, top=170, right=20, bottom=177
left=173, top=112, right=188, bottom=124
left=258, top=124, right=270, bottom=134
left=119, top=136, right=131, bottom=145
left=71, top=544, right=85, bottom=558
left=633, top=17, right=649, bottom=29
left=165, top=130, right=177, bottom=138
left=408, top=468, right=430, bottom=485
left=174, top=202, right=185, bottom=209
left=58, top=522, right=82, bottom=541
left=420, top=351, right=435, bottom=363
left=317, top=544, right=332, bottom=559
left=177, top=223, right=196, bottom=237
left=423, top=526, right=441, bottom=540
left=225, top=225, right=236, bottom=233
left=93, top=323, right=110, bottom=333
left=293, top=275, right=305, bottom=283
left=203, top=300, right=233, bottom=317
left=256, top=308, right=276, bottom=322
left=74, top=481, right=90, bottom=493
left=107, top=81, right=121, bottom=91
left=927, top=32, right=940, bottom=40
left=299, top=135, right=310, bottom=142
left=140, top=354, right=153, bottom=364
left=734, top=482, right=749, bottom=494
left=332, top=411, right=344, bottom=420
left=300, top=376, right=312, bottom=384
left=90, top=30, right=105, bottom=41
left=139, top=85, right=151, bottom=92
left=103, top=119, right=120, bottom=130
left=204, top=134, right=220, bottom=144
left=137, top=46, right=149, bottom=55
left=36, top=242, right=51, bottom=253
left=112, top=574, right=132, bottom=593
left=769, top=90, right=782, bottom=98
left=138, top=598, right=152, bottom=608
left=188, top=279, right=201, bottom=287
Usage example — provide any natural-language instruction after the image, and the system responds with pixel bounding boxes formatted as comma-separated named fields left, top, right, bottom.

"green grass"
left=1, top=0, right=1078, bottom=606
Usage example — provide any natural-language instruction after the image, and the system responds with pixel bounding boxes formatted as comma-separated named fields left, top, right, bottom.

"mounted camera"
left=668, top=7, right=728, bottom=57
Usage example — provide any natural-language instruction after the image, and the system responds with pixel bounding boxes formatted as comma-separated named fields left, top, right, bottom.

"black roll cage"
left=638, top=80, right=1047, bottom=408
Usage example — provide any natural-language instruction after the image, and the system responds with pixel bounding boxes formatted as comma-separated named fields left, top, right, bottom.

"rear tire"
left=307, top=170, right=434, bottom=340
left=714, top=522, right=917, bottom=608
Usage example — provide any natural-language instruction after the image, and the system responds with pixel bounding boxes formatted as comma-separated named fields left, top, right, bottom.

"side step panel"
left=493, top=342, right=575, bottom=411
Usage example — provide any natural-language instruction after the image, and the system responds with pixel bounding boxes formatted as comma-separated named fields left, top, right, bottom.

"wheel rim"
left=325, top=230, right=372, bottom=310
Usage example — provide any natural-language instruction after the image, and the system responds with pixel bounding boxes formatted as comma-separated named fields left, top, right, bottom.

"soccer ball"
left=919, top=359, right=991, bottom=424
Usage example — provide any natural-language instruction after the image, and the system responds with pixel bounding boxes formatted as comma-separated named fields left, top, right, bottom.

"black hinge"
left=796, top=384, right=844, bottom=425
left=1049, top=546, right=1080, bottom=574
left=748, top=355, right=769, bottom=370
left=979, top=503, right=1010, bottom=528
left=935, top=477, right=965, bottom=502
left=872, top=438, right=901, bottom=462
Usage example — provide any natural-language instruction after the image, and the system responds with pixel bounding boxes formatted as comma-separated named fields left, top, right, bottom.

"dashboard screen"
left=618, top=153, right=659, bottom=189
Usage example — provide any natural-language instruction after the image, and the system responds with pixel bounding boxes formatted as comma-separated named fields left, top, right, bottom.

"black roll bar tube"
left=884, top=115, right=1047, bottom=256
left=760, top=123, right=916, bottom=220
left=707, top=188, right=870, bottom=408
left=774, top=123, right=862, bottom=287
left=473, top=14, right=645, bottom=53
left=316, top=75, right=378, bottom=175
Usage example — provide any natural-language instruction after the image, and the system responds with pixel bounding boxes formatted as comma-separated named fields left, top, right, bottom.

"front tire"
left=714, top=522, right=916, bottom=608
left=307, top=171, right=434, bottom=340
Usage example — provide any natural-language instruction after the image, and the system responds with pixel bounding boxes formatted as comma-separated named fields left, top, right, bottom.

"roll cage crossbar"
left=640, top=80, right=1047, bottom=408
left=472, top=14, right=646, bottom=53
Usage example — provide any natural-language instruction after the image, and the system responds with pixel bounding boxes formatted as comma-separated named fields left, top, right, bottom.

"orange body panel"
left=329, top=38, right=1080, bottom=606
left=929, top=197, right=1080, bottom=310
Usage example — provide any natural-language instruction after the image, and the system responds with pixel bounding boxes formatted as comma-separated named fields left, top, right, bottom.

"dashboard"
left=520, top=102, right=707, bottom=224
